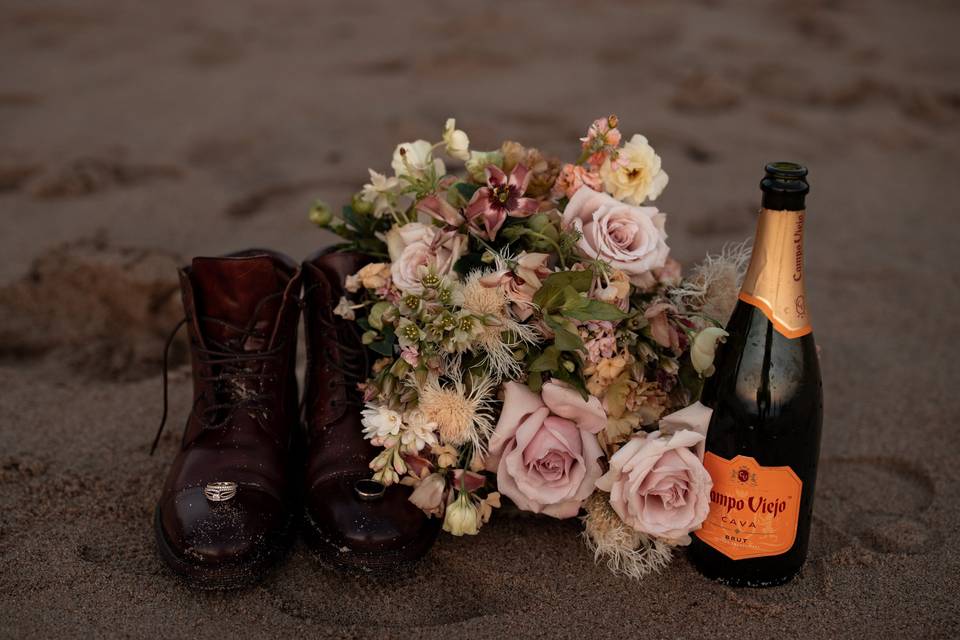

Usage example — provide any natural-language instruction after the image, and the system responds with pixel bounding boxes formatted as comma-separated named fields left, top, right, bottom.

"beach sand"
left=1, top=0, right=959, bottom=637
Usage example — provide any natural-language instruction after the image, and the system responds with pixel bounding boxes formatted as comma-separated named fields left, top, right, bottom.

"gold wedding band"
left=354, top=479, right=385, bottom=502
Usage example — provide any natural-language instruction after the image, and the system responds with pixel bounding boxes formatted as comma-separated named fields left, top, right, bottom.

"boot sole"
left=302, top=510, right=441, bottom=573
left=153, top=506, right=294, bottom=590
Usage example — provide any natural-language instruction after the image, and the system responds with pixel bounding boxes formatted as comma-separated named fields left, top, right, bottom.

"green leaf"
left=454, top=182, right=481, bottom=201
left=453, top=253, right=486, bottom=277
left=529, top=345, right=560, bottom=372
left=545, top=315, right=584, bottom=351
left=561, top=287, right=589, bottom=312
left=340, top=204, right=361, bottom=232
left=551, top=362, right=590, bottom=401
left=527, top=371, right=543, bottom=393
left=368, top=326, right=396, bottom=357
left=563, top=299, right=629, bottom=321
left=533, top=270, right=593, bottom=312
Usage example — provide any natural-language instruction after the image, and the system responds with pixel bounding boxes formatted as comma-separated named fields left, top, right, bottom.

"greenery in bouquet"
left=310, top=115, right=747, bottom=578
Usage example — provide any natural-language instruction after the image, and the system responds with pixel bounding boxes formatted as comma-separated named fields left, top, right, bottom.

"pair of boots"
left=151, top=249, right=438, bottom=589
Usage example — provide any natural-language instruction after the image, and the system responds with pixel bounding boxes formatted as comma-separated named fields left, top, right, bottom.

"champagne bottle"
left=689, top=162, right=823, bottom=587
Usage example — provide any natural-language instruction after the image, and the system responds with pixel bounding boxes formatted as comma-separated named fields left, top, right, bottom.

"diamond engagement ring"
left=203, top=481, right=238, bottom=502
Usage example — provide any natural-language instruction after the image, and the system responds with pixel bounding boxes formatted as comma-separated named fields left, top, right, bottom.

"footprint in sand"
left=670, top=71, right=742, bottom=115
left=76, top=529, right=166, bottom=579
left=29, top=155, right=181, bottom=198
left=0, top=238, right=184, bottom=381
left=265, top=546, right=526, bottom=629
left=814, top=456, right=938, bottom=555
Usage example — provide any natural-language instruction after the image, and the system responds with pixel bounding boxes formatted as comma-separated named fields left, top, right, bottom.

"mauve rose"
left=562, top=187, right=669, bottom=286
left=595, top=422, right=712, bottom=544
left=486, top=382, right=606, bottom=518
left=386, top=222, right=466, bottom=293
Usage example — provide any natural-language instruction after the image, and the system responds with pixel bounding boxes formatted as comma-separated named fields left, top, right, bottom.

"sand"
left=1, top=0, right=959, bottom=637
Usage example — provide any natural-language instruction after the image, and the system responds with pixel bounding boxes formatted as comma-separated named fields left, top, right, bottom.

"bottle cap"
left=761, top=162, right=809, bottom=210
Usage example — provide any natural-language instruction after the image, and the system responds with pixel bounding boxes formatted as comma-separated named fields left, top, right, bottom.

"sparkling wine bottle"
left=689, top=162, right=823, bottom=587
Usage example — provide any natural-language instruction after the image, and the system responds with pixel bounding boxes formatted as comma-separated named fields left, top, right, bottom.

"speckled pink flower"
left=580, top=115, right=622, bottom=169
left=465, top=164, right=539, bottom=240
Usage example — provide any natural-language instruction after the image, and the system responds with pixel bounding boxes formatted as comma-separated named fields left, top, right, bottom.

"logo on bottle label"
left=739, top=209, right=812, bottom=338
left=694, top=453, right=802, bottom=560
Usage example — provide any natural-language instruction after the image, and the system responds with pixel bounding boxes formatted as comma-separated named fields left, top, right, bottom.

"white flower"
left=690, top=327, right=728, bottom=376
left=400, top=409, right=439, bottom=453
left=442, top=118, right=470, bottom=161
left=333, top=296, right=357, bottom=320
left=600, top=134, right=669, bottom=205
left=361, top=404, right=403, bottom=440
left=443, top=493, right=480, bottom=536
left=360, top=169, right=401, bottom=217
left=391, top=140, right=445, bottom=179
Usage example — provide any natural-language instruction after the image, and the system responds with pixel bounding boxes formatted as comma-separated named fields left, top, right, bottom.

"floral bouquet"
left=309, top=115, right=744, bottom=577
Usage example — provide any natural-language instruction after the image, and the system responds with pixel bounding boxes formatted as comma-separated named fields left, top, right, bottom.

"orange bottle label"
left=695, top=452, right=802, bottom=560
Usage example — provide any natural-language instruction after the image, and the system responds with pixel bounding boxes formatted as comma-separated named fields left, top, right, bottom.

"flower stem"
left=522, top=230, right=567, bottom=269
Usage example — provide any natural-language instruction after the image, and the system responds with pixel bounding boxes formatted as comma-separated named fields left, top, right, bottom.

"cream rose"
left=595, top=424, right=712, bottom=544
left=486, top=382, right=606, bottom=518
left=386, top=223, right=466, bottom=294
left=600, top=134, right=668, bottom=204
left=562, top=187, right=670, bottom=285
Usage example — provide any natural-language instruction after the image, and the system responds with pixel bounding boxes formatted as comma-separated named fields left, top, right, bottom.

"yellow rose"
left=600, top=134, right=669, bottom=205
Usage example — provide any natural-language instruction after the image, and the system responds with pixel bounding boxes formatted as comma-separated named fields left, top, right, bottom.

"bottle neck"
left=738, top=208, right=812, bottom=339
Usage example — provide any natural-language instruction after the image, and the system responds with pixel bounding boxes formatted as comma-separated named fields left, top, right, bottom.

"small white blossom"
left=401, top=409, right=439, bottom=453
left=691, top=327, right=728, bottom=376
left=360, top=169, right=401, bottom=218
left=333, top=296, right=357, bottom=320
left=391, top=140, right=445, bottom=179
left=443, top=492, right=480, bottom=536
left=361, top=404, right=403, bottom=440
left=442, top=118, right=470, bottom=161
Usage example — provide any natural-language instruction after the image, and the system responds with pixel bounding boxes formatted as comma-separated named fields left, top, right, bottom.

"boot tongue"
left=191, top=255, right=287, bottom=351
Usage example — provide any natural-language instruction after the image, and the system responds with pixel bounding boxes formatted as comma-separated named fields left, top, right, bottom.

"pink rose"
left=386, top=222, right=466, bottom=293
left=561, top=188, right=670, bottom=286
left=595, top=420, right=712, bottom=544
left=659, top=401, right=712, bottom=461
left=486, top=381, right=606, bottom=518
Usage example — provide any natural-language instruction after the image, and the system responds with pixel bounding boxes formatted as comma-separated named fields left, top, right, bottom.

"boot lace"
left=149, top=293, right=286, bottom=455
left=303, top=283, right=370, bottom=415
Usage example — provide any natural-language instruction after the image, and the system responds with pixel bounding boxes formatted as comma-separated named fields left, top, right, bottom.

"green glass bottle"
left=689, top=162, right=824, bottom=587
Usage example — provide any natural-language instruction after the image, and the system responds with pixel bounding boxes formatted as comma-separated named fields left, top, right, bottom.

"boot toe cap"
left=306, top=473, right=439, bottom=559
left=158, top=485, right=290, bottom=566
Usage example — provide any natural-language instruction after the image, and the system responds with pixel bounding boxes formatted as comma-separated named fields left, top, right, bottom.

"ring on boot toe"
left=204, top=481, right=238, bottom=502
left=354, top=479, right=385, bottom=502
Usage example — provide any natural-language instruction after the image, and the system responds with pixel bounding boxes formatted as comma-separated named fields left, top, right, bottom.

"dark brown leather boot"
left=301, top=250, right=439, bottom=569
left=152, top=250, right=302, bottom=589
